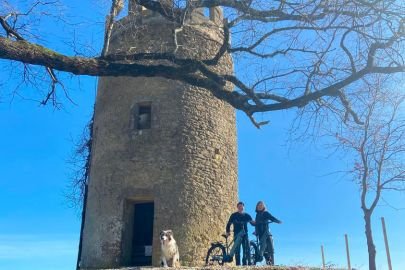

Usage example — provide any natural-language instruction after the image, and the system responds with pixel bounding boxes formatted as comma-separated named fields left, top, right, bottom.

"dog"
left=160, top=230, right=180, bottom=267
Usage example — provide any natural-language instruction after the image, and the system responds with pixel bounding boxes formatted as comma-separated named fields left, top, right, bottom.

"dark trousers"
left=234, top=234, right=250, bottom=265
left=259, top=231, right=274, bottom=260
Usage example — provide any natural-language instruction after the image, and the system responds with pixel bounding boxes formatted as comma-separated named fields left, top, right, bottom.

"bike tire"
left=205, top=243, right=226, bottom=266
left=249, top=241, right=258, bottom=265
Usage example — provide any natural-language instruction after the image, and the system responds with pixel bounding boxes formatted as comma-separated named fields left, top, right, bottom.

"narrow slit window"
left=136, top=104, right=152, bottom=130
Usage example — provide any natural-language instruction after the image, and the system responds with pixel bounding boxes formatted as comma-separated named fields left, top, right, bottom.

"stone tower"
left=79, top=2, right=238, bottom=268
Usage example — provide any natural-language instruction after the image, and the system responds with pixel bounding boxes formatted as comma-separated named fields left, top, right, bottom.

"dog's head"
left=160, top=230, right=174, bottom=242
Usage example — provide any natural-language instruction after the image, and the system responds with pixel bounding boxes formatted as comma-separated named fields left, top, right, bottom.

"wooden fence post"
left=381, top=217, right=393, bottom=270
left=321, top=245, right=326, bottom=269
left=345, top=234, right=351, bottom=270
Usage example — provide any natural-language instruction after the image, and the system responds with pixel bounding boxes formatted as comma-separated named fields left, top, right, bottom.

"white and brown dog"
left=160, top=230, right=180, bottom=267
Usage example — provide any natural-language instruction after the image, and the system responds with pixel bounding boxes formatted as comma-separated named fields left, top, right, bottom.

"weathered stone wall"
left=80, top=8, right=237, bottom=269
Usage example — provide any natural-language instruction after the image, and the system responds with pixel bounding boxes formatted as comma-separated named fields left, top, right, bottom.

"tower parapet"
left=127, top=0, right=224, bottom=25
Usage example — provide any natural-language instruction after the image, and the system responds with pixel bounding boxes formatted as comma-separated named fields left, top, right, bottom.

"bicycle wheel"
left=249, top=241, right=258, bottom=265
left=205, top=243, right=226, bottom=266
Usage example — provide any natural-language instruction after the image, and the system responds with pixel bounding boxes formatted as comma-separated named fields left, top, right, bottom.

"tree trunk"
left=364, top=210, right=377, bottom=270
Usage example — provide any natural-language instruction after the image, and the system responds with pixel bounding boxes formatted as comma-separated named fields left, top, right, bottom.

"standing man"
left=225, top=201, right=255, bottom=265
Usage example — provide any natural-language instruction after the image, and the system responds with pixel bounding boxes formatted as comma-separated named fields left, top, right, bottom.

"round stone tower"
left=79, top=2, right=237, bottom=268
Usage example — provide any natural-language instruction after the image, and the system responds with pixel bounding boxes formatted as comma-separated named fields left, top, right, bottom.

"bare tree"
left=0, top=0, right=404, bottom=126
left=333, top=79, right=405, bottom=270
left=66, top=115, right=93, bottom=210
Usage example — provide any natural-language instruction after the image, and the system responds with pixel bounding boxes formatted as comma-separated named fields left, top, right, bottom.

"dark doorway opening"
left=131, top=202, right=154, bottom=265
left=122, top=201, right=154, bottom=266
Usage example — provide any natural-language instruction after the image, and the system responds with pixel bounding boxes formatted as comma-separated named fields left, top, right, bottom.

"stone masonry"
left=79, top=4, right=238, bottom=269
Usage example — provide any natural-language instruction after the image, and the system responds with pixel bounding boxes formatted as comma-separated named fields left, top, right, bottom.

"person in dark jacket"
left=255, top=200, right=282, bottom=263
left=225, top=201, right=255, bottom=265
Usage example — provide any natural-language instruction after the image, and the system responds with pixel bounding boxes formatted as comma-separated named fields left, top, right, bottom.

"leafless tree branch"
left=0, top=0, right=404, bottom=125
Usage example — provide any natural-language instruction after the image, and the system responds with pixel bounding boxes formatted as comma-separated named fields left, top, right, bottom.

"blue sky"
left=1, top=82, right=404, bottom=269
left=1, top=1, right=405, bottom=270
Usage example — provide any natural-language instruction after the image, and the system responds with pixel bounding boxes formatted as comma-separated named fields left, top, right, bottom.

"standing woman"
left=255, top=200, right=282, bottom=265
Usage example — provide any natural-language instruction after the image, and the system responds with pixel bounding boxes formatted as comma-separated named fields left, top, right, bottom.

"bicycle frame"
left=223, top=234, right=234, bottom=255
left=206, top=220, right=254, bottom=266
left=228, top=230, right=247, bottom=257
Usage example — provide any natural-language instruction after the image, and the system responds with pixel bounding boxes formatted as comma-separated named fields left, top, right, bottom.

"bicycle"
left=249, top=221, right=275, bottom=266
left=205, top=227, right=252, bottom=266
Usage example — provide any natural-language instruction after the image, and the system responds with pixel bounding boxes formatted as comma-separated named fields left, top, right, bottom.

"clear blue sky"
left=1, top=82, right=405, bottom=269
left=0, top=1, right=404, bottom=270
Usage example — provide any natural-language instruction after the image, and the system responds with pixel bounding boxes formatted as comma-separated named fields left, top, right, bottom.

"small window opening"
left=204, top=8, right=210, bottom=17
left=136, top=104, right=151, bottom=130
